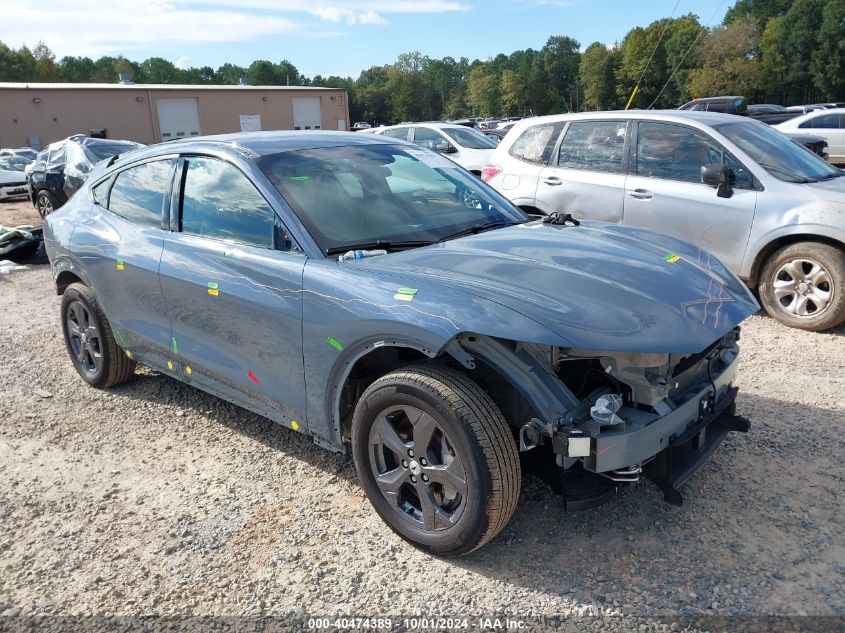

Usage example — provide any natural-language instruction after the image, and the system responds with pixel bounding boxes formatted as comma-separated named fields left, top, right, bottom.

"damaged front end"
left=457, top=329, right=750, bottom=508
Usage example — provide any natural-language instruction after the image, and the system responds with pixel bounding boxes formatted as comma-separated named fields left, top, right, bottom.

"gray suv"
left=483, top=111, right=845, bottom=331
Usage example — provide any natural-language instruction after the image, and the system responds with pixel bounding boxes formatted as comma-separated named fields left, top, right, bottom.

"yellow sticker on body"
left=208, top=288, right=219, bottom=296
left=394, top=293, right=414, bottom=301
left=167, top=361, right=173, bottom=370
left=185, top=366, right=192, bottom=375
left=291, top=420, right=299, bottom=431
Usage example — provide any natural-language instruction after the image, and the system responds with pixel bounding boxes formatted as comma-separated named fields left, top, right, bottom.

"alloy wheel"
left=36, top=194, right=54, bottom=218
left=368, top=404, right=468, bottom=532
left=772, top=258, right=833, bottom=318
left=66, top=300, right=103, bottom=376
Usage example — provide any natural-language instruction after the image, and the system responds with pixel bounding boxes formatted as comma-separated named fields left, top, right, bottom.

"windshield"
left=257, top=143, right=525, bottom=255
left=716, top=121, right=841, bottom=183
left=442, top=127, right=497, bottom=149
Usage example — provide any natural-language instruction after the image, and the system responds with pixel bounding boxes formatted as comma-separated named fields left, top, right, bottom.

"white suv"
left=482, top=110, right=845, bottom=331
left=368, top=122, right=496, bottom=175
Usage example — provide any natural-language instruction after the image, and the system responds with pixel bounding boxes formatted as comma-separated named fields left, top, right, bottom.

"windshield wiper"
left=437, top=220, right=513, bottom=242
left=325, top=240, right=435, bottom=255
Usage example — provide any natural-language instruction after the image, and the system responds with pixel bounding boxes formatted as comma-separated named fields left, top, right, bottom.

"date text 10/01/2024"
left=307, top=617, right=528, bottom=630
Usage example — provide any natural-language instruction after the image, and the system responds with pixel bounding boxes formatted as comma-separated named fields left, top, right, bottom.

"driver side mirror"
left=701, top=164, right=735, bottom=198
left=434, top=142, right=457, bottom=154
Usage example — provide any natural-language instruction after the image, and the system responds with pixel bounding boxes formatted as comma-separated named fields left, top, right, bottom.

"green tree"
left=686, top=17, right=763, bottom=100
left=811, top=0, right=845, bottom=100
left=539, top=35, right=581, bottom=112
left=58, top=56, right=96, bottom=82
left=139, top=57, right=178, bottom=83
left=760, top=0, right=825, bottom=104
left=465, top=65, right=499, bottom=117
left=579, top=42, right=619, bottom=110
left=215, top=63, right=246, bottom=84
left=724, top=0, right=792, bottom=23
left=499, top=69, right=526, bottom=115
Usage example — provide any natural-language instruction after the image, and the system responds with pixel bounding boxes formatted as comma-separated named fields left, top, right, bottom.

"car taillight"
left=481, top=164, right=502, bottom=183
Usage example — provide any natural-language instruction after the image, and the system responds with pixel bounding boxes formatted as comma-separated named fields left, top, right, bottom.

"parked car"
left=351, top=122, right=372, bottom=131
left=0, top=147, right=38, bottom=161
left=483, top=110, right=845, bottom=331
left=44, top=131, right=756, bottom=555
left=785, top=105, right=827, bottom=114
left=775, top=109, right=845, bottom=165
left=0, top=167, right=29, bottom=200
left=746, top=104, right=786, bottom=114
left=369, top=122, right=496, bottom=175
left=786, top=133, right=830, bottom=160
left=0, top=155, right=32, bottom=172
left=27, top=135, right=143, bottom=218
left=482, top=128, right=509, bottom=144
left=679, top=96, right=747, bottom=114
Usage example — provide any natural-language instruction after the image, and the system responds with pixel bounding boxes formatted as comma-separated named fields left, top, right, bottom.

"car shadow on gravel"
left=109, top=372, right=843, bottom=613
left=110, top=370, right=358, bottom=480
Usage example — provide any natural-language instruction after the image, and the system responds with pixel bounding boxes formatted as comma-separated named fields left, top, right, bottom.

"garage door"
left=292, top=97, right=322, bottom=130
left=157, top=98, right=201, bottom=141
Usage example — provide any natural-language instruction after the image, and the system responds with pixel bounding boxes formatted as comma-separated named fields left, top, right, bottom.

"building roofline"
left=0, top=82, right=343, bottom=91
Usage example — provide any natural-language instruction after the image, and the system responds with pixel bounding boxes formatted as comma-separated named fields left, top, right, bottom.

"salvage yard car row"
left=15, top=105, right=844, bottom=555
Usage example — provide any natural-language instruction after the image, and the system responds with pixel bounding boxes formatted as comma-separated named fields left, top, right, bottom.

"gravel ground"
left=1, top=197, right=844, bottom=630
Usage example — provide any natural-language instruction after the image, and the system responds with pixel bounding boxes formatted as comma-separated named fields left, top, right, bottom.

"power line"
left=647, top=0, right=730, bottom=109
left=625, top=0, right=682, bottom=109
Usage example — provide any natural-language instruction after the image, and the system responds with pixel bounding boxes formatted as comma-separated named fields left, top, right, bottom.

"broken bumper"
left=584, top=353, right=740, bottom=474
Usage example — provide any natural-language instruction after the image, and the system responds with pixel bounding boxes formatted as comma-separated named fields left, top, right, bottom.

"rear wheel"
left=352, top=364, right=520, bottom=556
left=61, top=283, right=136, bottom=387
left=35, top=190, right=59, bottom=219
left=758, top=242, right=845, bottom=331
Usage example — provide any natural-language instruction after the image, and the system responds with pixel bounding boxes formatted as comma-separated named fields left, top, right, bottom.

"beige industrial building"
left=0, top=82, right=351, bottom=149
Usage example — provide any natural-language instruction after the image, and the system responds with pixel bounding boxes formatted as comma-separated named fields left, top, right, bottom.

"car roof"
left=377, top=122, right=466, bottom=131
left=506, top=109, right=743, bottom=131
left=110, top=131, right=399, bottom=166
left=779, top=107, right=845, bottom=125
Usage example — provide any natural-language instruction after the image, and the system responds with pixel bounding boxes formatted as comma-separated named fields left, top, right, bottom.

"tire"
left=35, top=189, right=60, bottom=219
left=61, top=283, right=136, bottom=388
left=758, top=242, right=845, bottom=331
left=351, top=363, right=520, bottom=556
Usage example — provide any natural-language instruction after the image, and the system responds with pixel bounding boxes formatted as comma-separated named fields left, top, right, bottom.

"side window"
left=180, top=157, right=283, bottom=250
left=800, top=113, right=840, bottom=129
left=706, top=101, right=729, bottom=113
left=412, top=127, right=446, bottom=150
left=558, top=121, right=627, bottom=173
left=637, top=122, right=724, bottom=184
left=509, top=123, right=564, bottom=164
left=107, top=159, right=174, bottom=227
left=382, top=127, right=410, bottom=140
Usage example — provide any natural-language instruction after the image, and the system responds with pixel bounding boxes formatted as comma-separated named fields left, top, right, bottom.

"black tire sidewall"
left=352, top=378, right=494, bottom=556
left=759, top=243, right=845, bottom=331
left=61, top=286, right=112, bottom=387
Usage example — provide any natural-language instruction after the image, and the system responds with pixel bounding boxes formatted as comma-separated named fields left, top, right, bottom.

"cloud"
left=1, top=0, right=468, bottom=58
left=308, top=7, right=388, bottom=25
left=174, top=56, right=191, bottom=69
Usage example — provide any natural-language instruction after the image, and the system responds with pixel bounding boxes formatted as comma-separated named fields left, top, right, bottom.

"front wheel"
left=352, top=364, right=521, bottom=556
left=758, top=242, right=845, bottom=331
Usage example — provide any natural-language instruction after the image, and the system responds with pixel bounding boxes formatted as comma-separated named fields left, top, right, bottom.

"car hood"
left=0, top=168, right=26, bottom=184
left=804, top=175, right=845, bottom=201
left=360, top=222, right=759, bottom=353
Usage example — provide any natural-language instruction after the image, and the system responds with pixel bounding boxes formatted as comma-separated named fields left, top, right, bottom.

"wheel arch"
left=55, top=270, right=86, bottom=295
left=333, top=333, right=578, bottom=447
left=746, top=233, right=845, bottom=287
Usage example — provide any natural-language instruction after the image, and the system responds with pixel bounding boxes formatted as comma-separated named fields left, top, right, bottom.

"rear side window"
left=509, top=123, right=564, bottom=164
left=412, top=127, right=446, bottom=150
left=180, top=157, right=277, bottom=249
left=382, top=127, right=410, bottom=140
left=799, top=114, right=842, bottom=129
left=706, top=101, right=729, bottom=113
left=107, top=159, right=174, bottom=227
left=558, top=121, right=627, bottom=173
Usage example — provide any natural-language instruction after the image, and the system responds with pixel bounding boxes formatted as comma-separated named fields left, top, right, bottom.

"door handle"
left=542, top=176, right=563, bottom=186
left=627, top=188, right=653, bottom=200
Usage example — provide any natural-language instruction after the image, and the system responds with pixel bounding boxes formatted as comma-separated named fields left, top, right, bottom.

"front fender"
left=301, top=259, right=573, bottom=450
